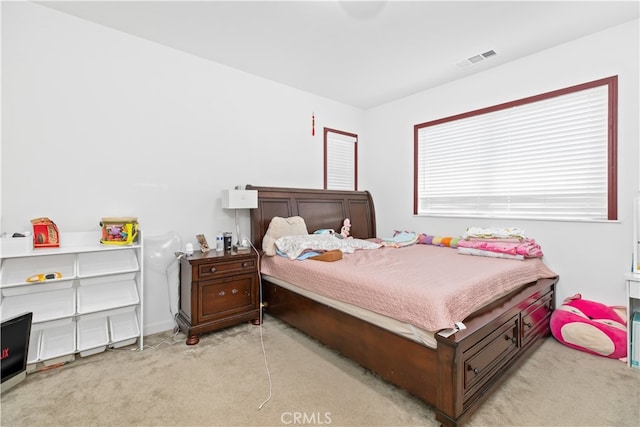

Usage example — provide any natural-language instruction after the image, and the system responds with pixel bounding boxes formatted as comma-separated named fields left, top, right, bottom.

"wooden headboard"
left=247, top=185, right=377, bottom=250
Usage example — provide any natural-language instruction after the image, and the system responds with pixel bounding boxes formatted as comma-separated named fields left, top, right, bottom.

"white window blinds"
left=325, top=129, right=357, bottom=191
left=416, top=81, right=614, bottom=221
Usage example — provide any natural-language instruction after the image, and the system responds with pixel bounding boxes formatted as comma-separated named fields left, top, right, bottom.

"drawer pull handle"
left=467, top=366, right=479, bottom=375
left=232, top=288, right=239, bottom=294
left=242, top=262, right=250, bottom=268
left=218, top=291, right=225, bottom=296
left=505, top=335, right=517, bottom=344
left=524, top=321, right=532, bottom=328
left=209, top=267, right=217, bottom=273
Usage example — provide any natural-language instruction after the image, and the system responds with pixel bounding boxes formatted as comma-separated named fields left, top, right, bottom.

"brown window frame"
left=324, top=127, right=358, bottom=191
left=413, top=75, right=618, bottom=220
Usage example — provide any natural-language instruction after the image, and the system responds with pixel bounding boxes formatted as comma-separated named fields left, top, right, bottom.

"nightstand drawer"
left=199, top=274, right=256, bottom=321
left=197, top=258, right=256, bottom=280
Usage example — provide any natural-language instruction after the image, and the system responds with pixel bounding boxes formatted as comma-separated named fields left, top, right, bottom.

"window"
left=414, top=76, right=617, bottom=221
left=324, top=128, right=358, bottom=190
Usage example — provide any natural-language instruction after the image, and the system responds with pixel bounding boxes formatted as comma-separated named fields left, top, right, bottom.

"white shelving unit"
left=626, top=273, right=640, bottom=368
left=628, top=194, right=640, bottom=367
left=0, top=231, right=143, bottom=365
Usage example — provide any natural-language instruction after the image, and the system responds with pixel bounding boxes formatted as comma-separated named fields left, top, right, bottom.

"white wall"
left=3, top=3, right=638, bottom=335
left=362, top=19, right=640, bottom=307
left=1, top=2, right=364, bottom=334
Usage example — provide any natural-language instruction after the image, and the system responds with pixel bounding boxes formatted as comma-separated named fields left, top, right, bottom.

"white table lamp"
left=222, top=189, right=258, bottom=250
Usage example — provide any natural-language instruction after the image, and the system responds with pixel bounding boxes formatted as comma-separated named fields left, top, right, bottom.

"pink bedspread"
left=260, top=244, right=557, bottom=331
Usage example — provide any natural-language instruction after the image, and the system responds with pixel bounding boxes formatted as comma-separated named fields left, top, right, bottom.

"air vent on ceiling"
left=456, top=49, right=498, bottom=69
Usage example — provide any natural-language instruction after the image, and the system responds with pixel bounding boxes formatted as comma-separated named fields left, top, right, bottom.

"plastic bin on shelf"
left=77, top=313, right=109, bottom=357
left=0, top=254, right=75, bottom=286
left=77, top=273, right=139, bottom=314
left=109, top=307, right=140, bottom=348
left=0, top=281, right=75, bottom=322
left=27, top=326, right=42, bottom=364
left=0, top=235, right=32, bottom=256
left=39, top=318, right=76, bottom=361
left=78, top=250, right=139, bottom=277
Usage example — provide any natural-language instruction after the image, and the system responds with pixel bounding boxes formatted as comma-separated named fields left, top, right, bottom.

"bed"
left=247, top=185, right=559, bottom=427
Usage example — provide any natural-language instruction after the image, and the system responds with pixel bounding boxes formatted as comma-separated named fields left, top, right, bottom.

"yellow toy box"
left=100, top=217, right=138, bottom=245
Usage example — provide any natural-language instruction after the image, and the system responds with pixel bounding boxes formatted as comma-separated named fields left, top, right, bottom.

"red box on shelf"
left=31, top=217, right=60, bottom=248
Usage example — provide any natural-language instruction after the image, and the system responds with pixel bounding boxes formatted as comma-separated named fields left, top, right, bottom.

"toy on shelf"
left=26, top=272, right=62, bottom=283
left=100, top=217, right=138, bottom=245
left=31, top=217, right=60, bottom=248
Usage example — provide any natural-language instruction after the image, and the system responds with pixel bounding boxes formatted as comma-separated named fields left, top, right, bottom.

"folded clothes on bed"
left=380, top=231, right=419, bottom=247
left=457, top=238, right=543, bottom=257
left=462, top=226, right=527, bottom=240
left=458, top=226, right=544, bottom=258
left=457, top=247, right=525, bottom=260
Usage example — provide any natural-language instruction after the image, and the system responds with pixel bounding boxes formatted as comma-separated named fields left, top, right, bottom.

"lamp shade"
left=222, top=189, right=258, bottom=209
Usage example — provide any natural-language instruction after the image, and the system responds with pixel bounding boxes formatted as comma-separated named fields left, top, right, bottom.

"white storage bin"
left=1, top=254, right=75, bottom=286
left=77, top=313, right=109, bottom=355
left=1, top=279, right=73, bottom=297
left=0, top=235, right=32, bottom=256
left=79, top=346, right=106, bottom=357
left=1, top=282, right=75, bottom=322
left=109, top=308, right=140, bottom=344
left=27, top=327, right=42, bottom=364
left=77, top=275, right=139, bottom=314
left=39, top=318, right=75, bottom=361
left=78, top=250, right=139, bottom=277
left=110, top=338, right=137, bottom=349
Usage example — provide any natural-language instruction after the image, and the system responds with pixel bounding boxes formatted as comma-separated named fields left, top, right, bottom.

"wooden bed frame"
left=248, top=185, right=558, bottom=427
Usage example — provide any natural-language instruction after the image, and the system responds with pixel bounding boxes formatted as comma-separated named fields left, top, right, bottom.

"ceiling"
left=37, top=1, right=639, bottom=109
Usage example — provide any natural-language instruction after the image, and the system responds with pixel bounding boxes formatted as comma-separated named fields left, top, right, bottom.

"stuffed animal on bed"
left=340, top=218, right=351, bottom=238
left=550, top=294, right=627, bottom=360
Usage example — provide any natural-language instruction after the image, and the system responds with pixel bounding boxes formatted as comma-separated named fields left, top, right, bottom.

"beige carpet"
left=1, top=315, right=638, bottom=427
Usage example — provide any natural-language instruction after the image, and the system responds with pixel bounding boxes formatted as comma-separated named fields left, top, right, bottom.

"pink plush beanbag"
left=550, top=294, right=627, bottom=359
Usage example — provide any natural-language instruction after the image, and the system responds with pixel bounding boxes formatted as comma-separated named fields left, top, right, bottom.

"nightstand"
left=176, top=249, right=260, bottom=345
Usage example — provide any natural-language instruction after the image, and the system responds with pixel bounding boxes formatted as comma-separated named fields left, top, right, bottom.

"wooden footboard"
left=263, top=276, right=556, bottom=427
left=434, top=277, right=556, bottom=426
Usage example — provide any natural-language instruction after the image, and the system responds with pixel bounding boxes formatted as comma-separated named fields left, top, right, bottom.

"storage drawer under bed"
left=521, top=290, right=554, bottom=347
left=462, top=314, right=519, bottom=400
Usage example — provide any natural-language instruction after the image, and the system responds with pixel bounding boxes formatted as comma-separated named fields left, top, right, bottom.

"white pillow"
left=262, top=216, right=309, bottom=256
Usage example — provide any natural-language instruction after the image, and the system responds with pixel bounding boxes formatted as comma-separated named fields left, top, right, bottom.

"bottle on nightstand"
left=216, top=232, right=224, bottom=252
